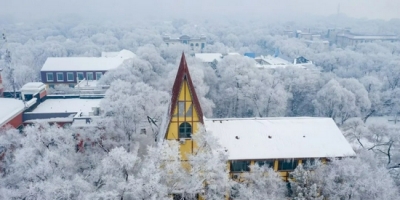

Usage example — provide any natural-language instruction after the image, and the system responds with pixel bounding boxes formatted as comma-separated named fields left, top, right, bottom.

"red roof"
left=169, top=53, right=204, bottom=123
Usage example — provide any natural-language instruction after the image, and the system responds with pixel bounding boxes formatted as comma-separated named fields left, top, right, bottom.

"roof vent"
left=303, top=135, right=306, bottom=138
left=235, top=136, right=239, bottom=139
left=268, top=135, right=272, bottom=139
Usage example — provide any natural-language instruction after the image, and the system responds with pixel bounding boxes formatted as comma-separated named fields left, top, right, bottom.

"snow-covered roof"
left=30, top=99, right=101, bottom=115
left=0, top=98, right=25, bottom=127
left=41, top=50, right=135, bottom=72
left=204, top=117, right=356, bottom=160
left=339, top=34, right=399, bottom=40
left=20, top=82, right=46, bottom=94
left=194, top=53, right=223, bottom=63
left=255, top=55, right=291, bottom=65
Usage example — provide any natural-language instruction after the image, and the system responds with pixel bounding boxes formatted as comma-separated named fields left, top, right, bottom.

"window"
left=46, top=73, right=54, bottom=82
left=255, top=160, right=274, bottom=168
left=179, top=122, right=192, bottom=138
left=201, top=43, right=205, bottom=49
left=278, top=159, right=299, bottom=171
left=177, top=101, right=192, bottom=117
left=77, top=72, right=84, bottom=81
left=195, top=43, right=199, bottom=46
left=96, top=72, right=102, bottom=80
left=68, top=84, right=75, bottom=88
left=303, top=158, right=318, bottom=170
left=56, top=72, right=64, bottom=82
left=230, top=161, right=251, bottom=172
left=87, top=72, right=94, bottom=80
left=49, top=84, right=55, bottom=89
left=67, top=72, right=74, bottom=82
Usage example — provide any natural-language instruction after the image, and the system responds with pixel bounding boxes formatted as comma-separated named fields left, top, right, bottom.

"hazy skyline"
left=1, top=0, right=400, bottom=22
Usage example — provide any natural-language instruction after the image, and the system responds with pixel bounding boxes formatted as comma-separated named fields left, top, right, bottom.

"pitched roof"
left=169, top=53, right=203, bottom=123
left=41, top=50, right=136, bottom=72
left=205, top=117, right=356, bottom=160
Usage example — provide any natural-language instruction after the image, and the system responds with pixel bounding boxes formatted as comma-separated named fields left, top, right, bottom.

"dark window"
left=96, top=72, right=102, bottom=80
left=49, top=84, right=55, bottom=89
left=278, top=159, right=299, bottom=171
left=230, top=161, right=250, bottom=172
left=195, top=43, right=199, bottom=46
left=87, top=72, right=93, bottom=80
left=68, top=84, right=75, bottom=88
left=190, top=43, right=194, bottom=46
left=201, top=43, right=205, bottom=49
left=67, top=72, right=74, bottom=81
left=179, top=122, right=192, bottom=138
left=56, top=73, right=64, bottom=81
left=46, top=73, right=54, bottom=82
left=173, top=194, right=198, bottom=200
left=77, top=72, right=84, bottom=81
left=255, top=160, right=274, bottom=168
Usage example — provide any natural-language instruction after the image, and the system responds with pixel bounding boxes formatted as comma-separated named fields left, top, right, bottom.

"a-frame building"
left=164, top=53, right=204, bottom=160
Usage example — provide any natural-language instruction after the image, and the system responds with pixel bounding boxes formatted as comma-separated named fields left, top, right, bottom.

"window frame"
left=255, top=160, right=274, bottom=168
left=230, top=160, right=251, bottom=172
left=178, top=122, right=192, bottom=138
left=87, top=72, right=94, bottom=80
left=77, top=72, right=84, bottom=81
left=95, top=72, right=102, bottom=80
left=278, top=159, right=299, bottom=171
left=67, top=72, right=74, bottom=82
left=46, top=72, right=54, bottom=82
left=56, top=72, right=64, bottom=82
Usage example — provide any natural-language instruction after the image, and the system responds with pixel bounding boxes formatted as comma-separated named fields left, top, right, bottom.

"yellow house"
left=164, top=53, right=204, bottom=161
left=162, top=53, right=356, bottom=198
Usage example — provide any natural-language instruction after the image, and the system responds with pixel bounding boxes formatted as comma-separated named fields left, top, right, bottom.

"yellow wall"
left=166, top=80, right=202, bottom=160
left=230, top=158, right=327, bottom=182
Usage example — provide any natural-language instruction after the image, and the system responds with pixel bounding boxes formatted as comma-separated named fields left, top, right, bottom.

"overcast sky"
left=1, top=0, right=399, bottom=22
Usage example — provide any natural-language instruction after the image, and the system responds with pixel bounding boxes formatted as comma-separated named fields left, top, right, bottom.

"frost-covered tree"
left=290, top=164, right=323, bottom=200
left=313, top=79, right=357, bottom=124
left=188, top=127, right=230, bottom=199
left=317, top=151, right=399, bottom=200
left=234, top=165, right=287, bottom=200
left=100, top=80, right=169, bottom=152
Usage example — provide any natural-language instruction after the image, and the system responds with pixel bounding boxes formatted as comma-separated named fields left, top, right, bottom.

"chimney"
left=0, top=68, right=3, bottom=97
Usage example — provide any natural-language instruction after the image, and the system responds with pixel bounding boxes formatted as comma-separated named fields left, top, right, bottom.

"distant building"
left=0, top=68, right=3, bottom=97
left=163, top=35, right=206, bottom=52
left=254, top=55, right=317, bottom=71
left=328, top=28, right=399, bottom=47
left=336, top=33, right=399, bottom=47
left=40, top=50, right=135, bottom=88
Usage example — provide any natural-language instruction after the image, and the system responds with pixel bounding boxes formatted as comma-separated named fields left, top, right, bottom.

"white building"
left=163, top=35, right=206, bottom=52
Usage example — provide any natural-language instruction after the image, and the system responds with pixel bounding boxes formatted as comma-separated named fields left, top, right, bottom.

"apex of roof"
left=169, top=53, right=204, bottom=123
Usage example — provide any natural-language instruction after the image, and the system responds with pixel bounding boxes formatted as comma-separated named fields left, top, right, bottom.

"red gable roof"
left=170, top=53, right=204, bottom=123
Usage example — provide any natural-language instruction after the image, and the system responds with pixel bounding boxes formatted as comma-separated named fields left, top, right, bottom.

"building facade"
left=163, top=35, right=206, bottom=52
left=40, top=50, right=135, bottom=88
left=163, top=53, right=356, bottom=191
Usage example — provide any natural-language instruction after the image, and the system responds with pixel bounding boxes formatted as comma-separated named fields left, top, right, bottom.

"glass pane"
left=230, top=161, right=250, bottom=172
left=256, top=160, right=274, bottom=168
left=178, top=101, right=185, bottom=117
left=78, top=73, right=84, bottom=80
left=96, top=72, right=102, bottom=80
left=47, top=73, right=53, bottom=81
left=278, top=160, right=299, bottom=171
left=67, top=73, right=74, bottom=81
left=57, top=73, right=63, bottom=81
left=87, top=73, right=93, bottom=80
